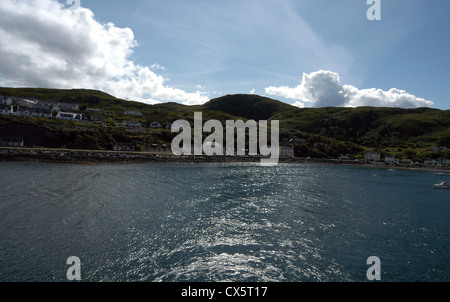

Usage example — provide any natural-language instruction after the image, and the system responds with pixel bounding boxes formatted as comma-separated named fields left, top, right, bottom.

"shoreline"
left=0, top=147, right=449, bottom=172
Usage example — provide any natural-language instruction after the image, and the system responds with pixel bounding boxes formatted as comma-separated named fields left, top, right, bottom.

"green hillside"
left=0, top=88, right=449, bottom=161
left=201, top=94, right=296, bottom=120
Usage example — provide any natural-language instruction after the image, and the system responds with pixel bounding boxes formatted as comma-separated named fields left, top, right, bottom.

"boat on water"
left=433, top=182, right=450, bottom=189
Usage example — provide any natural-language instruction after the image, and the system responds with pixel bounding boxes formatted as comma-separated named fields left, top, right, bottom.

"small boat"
left=433, top=182, right=450, bottom=189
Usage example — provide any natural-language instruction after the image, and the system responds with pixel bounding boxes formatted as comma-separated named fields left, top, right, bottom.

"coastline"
left=0, top=147, right=448, bottom=172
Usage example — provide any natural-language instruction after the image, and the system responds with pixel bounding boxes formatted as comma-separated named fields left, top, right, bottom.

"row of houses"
left=3, top=106, right=83, bottom=121
left=364, top=152, right=450, bottom=165
left=112, top=142, right=296, bottom=158
left=424, top=158, right=450, bottom=165
left=0, top=97, right=83, bottom=121
left=32, top=99, right=80, bottom=112
left=0, top=136, right=24, bottom=147
left=0, top=96, right=80, bottom=112
left=365, top=152, right=406, bottom=164
left=1, top=96, right=170, bottom=128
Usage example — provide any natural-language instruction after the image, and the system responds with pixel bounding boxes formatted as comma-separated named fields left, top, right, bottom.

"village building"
left=17, top=99, right=38, bottom=108
left=17, top=106, right=52, bottom=118
left=365, top=152, right=381, bottom=162
left=0, top=104, right=13, bottom=115
left=279, top=146, right=295, bottom=158
left=123, top=120, right=142, bottom=127
left=0, top=136, right=24, bottom=147
left=58, top=102, right=80, bottom=112
left=425, top=158, right=450, bottom=165
left=37, top=100, right=79, bottom=112
left=90, top=115, right=107, bottom=124
left=385, top=155, right=396, bottom=164
left=56, top=112, right=83, bottom=121
left=37, top=100, right=58, bottom=108
left=149, top=122, right=162, bottom=129
left=0, top=96, right=13, bottom=106
left=113, top=142, right=135, bottom=152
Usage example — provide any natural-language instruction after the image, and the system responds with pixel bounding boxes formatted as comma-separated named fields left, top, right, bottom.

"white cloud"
left=292, top=101, right=305, bottom=109
left=0, top=0, right=209, bottom=105
left=265, top=70, right=433, bottom=108
left=150, top=63, right=166, bottom=71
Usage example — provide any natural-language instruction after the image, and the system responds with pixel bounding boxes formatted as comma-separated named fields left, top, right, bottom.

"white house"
left=424, top=158, right=450, bottom=165
left=365, top=152, right=381, bottom=162
left=401, top=159, right=413, bottom=164
left=385, top=155, right=396, bottom=164
left=0, top=136, right=24, bottom=147
left=113, top=142, right=135, bottom=151
left=17, top=99, right=38, bottom=108
left=57, top=112, right=83, bottom=120
left=279, top=146, right=295, bottom=158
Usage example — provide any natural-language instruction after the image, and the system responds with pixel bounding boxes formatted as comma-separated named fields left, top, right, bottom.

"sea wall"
left=0, top=147, right=448, bottom=171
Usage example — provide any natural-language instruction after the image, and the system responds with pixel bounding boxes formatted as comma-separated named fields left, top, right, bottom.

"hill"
left=201, top=94, right=296, bottom=120
left=0, top=88, right=449, bottom=161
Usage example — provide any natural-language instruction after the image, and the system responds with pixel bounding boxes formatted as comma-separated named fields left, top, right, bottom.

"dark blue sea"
left=0, top=161, right=449, bottom=282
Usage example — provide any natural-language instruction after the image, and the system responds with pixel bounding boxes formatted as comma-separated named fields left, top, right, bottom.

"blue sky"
left=0, top=0, right=448, bottom=109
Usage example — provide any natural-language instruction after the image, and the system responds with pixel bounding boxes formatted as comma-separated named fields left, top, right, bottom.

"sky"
left=0, top=0, right=448, bottom=109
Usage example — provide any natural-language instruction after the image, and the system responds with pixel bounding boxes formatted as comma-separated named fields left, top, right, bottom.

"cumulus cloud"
left=0, top=0, right=209, bottom=105
left=292, top=101, right=305, bottom=108
left=265, top=70, right=434, bottom=108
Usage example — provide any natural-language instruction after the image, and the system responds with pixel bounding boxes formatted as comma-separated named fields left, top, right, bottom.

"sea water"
left=0, top=162, right=448, bottom=282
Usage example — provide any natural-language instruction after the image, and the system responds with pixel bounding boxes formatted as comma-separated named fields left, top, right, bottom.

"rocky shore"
left=0, top=147, right=448, bottom=171
left=0, top=147, right=276, bottom=164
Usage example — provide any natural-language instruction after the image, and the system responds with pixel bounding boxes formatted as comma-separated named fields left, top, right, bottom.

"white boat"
left=433, top=182, right=450, bottom=189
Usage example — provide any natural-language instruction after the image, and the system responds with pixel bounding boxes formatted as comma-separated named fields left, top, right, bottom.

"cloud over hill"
left=265, top=70, right=434, bottom=108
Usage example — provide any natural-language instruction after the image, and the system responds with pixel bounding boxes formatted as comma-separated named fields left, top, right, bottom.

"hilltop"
left=0, top=87, right=449, bottom=162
